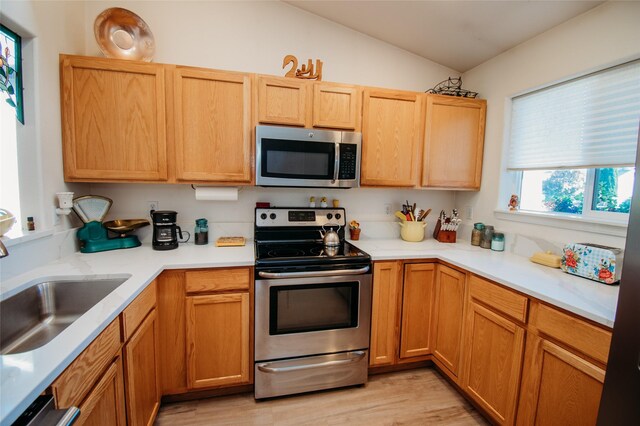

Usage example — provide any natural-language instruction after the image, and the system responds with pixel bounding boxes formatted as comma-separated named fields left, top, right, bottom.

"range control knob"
left=270, top=213, right=277, bottom=220
left=335, top=213, right=342, bottom=220
left=260, top=213, right=267, bottom=220
left=327, top=213, right=333, bottom=220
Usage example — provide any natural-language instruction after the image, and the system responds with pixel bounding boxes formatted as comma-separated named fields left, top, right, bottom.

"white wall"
left=1, top=2, right=89, bottom=279
left=81, top=1, right=460, bottom=232
left=2, top=1, right=90, bottom=232
left=457, top=1, right=640, bottom=250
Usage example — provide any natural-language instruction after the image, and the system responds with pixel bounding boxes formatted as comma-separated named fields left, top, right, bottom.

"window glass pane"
left=592, top=167, right=635, bottom=213
left=520, top=169, right=586, bottom=214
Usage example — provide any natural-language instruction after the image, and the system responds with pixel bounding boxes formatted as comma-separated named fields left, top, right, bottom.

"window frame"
left=513, top=168, right=632, bottom=224
left=497, top=57, right=639, bottom=235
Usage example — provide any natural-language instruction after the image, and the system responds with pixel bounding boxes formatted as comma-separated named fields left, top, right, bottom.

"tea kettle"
left=320, top=224, right=341, bottom=247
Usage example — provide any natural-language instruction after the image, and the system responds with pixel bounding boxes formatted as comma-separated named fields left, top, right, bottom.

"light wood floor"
left=155, top=368, right=488, bottom=425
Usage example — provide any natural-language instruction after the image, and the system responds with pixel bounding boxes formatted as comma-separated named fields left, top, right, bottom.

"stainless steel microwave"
left=256, top=125, right=361, bottom=188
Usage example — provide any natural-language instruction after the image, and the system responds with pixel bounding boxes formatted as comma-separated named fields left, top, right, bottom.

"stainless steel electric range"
left=254, top=207, right=372, bottom=399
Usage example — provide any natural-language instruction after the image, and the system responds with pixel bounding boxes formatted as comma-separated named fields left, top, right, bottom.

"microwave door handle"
left=332, top=142, right=340, bottom=183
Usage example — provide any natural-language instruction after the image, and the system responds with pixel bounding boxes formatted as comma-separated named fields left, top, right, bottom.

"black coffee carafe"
left=151, top=210, right=187, bottom=250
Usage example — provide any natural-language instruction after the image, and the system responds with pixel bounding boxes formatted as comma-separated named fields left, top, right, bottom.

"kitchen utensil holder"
left=436, top=230, right=457, bottom=243
left=349, top=228, right=361, bottom=240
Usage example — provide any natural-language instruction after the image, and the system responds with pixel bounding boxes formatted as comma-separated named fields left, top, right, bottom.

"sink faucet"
left=0, top=239, right=8, bottom=258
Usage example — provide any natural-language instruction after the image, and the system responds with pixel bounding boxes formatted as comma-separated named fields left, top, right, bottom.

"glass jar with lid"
left=491, top=232, right=505, bottom=252
left=480, top=225, right=494, bottom=249
left=471, top=223, right=485, bottom=246
left=194, top=218, right=209, bottom=245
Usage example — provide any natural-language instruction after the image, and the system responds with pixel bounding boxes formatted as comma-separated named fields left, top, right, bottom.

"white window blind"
left=507, top=60, right=640, bottom=170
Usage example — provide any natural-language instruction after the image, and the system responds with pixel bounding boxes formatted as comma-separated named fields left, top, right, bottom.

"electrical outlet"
left=384, top=203, right=392, bottom=215
left=53, top=207, right=61, bottom=226
left=466, top=205, right=474, bottom=220
left=148, top=201, right=159, bottom=212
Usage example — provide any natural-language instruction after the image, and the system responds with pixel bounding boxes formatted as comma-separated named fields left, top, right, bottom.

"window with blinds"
left=508, top=60, right=640, bottom=171
left=507, top=60, right=639, bottom=221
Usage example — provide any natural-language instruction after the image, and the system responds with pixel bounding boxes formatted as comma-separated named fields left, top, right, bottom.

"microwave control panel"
left=338, top=144, right=358, bottom=180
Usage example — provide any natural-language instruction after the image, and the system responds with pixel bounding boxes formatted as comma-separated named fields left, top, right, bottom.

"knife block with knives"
left=433, top=209, right=460, bottom=243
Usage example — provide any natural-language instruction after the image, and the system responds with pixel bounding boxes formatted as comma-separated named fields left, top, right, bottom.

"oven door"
left=255, top=272, right=372, bottom=361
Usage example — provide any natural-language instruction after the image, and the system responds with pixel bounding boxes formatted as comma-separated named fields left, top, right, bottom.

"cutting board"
left=215, top=237, right=246, bottom=247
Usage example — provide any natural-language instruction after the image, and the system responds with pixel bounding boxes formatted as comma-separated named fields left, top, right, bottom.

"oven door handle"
left=257, top=351, right=366, bottom=374
left=258, top=265, right=370, bottom=279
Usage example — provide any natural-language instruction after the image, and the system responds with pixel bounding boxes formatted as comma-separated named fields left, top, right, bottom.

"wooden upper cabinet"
left=60, top=55, right=167, bottom=182
left=361, top=88, right=423, bottom=187
left=422, top=95, right=486, bottom=189
left=172, top=67, right=252, bottom=183
left=257, top=76, right=309, bottom=126
left=312, top=83, right=361, bottom=130
left=399, top=263, right=436, bottom=359
left=432, top=265, right=466, bottom=379
left=369, top=261, right=401, bottom=366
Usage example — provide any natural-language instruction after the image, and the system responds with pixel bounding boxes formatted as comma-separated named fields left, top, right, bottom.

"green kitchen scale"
left=73, top=195, right=149, bottom=253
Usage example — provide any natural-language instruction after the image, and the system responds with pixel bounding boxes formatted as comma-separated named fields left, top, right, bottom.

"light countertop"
left=0, top=238, right=619, bottom=424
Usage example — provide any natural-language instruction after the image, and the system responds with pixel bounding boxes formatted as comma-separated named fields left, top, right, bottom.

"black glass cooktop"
left=255, top=241, right=370, bottom=268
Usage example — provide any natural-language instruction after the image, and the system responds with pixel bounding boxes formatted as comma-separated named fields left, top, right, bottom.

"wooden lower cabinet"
left=461, top=301, right=525, bottom=425
left=516, top=334, right=605, bottom=426
left=370, top=261, right=402, bottom=366
left=123, top=309, right=161, bottom=426
left=75, top=357, right=127, bottom=426
left=432, top=264, right=466, bottom=379
left=399, top=263, right=436, bottom=359
left=186, top=292, right=250, bottom=389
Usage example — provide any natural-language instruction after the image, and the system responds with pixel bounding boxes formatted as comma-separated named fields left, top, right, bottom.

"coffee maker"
left=151, top=210, right=185, bottom=250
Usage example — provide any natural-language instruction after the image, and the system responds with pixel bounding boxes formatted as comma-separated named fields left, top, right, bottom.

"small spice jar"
left=471, top=223, right=485, bottom=246
left=491, top=232, right=505, bottom=252
left=480, top=225, right=494, bottom=249
left=194, top=218, right=209, bottom=245
left=27, top=216, right=35, bottom=231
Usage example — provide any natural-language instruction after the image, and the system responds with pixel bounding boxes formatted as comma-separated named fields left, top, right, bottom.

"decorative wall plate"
left=94, top=8, right=155, bottom=62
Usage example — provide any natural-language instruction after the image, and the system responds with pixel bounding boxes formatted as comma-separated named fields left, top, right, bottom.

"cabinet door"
left=361, top=89, right=423, bottom=186
left=257, top=76, right=310, bottom=126
left=370, top=261, right=401, bottom=366
left=186, top=293, right=250, bottom=388
left=462, top=302, right=525, bottom=425
left=60, top=55, right=167, bottom=182
left=422, top=95, right=486, bottom=189
left=399, top=263, right=436, bottom=359
left=123, top=309, right=160, bottom=426
left=313, top=83, right=361, bottom=130
left=173, top=68, right=252, bottom=183
left=75, top=357, right=126, bottom=426
left=432, top=265, right=466, bottom=378
left=516, top=335, right=605, bottom=426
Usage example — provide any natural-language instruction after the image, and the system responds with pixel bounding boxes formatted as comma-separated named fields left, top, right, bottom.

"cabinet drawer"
left=122, top=282, right=157, bottom=341
left=185, top=268, right=250, bottom=293
left=52, top=319, right=121, bottom=408
left=530, top=301, right=612, bottom=364
left=469, top=275, right=528, bottom=323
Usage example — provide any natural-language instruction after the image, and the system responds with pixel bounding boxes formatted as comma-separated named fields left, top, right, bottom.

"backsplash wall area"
left=88, top=184, right=455, bottom=242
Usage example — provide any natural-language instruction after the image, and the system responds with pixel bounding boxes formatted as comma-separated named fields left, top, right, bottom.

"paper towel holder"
left=192, top=185, right=240, bottom=201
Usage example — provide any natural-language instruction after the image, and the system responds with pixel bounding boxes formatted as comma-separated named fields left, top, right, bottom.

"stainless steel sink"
left=0, top=277, right=129, bottom=355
